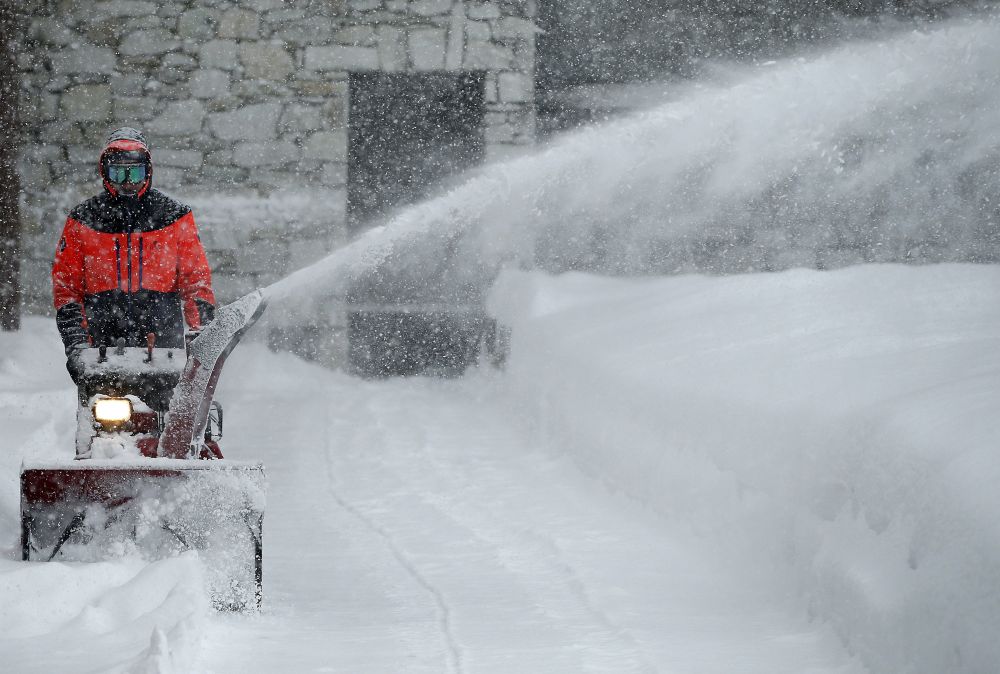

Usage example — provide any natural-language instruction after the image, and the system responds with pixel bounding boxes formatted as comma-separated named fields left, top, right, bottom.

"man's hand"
left=195, top=299, right=215, bottom=327
left=185, top=329, right=201, bottom=348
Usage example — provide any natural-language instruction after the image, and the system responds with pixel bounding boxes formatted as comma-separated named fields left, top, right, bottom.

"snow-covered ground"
left=2, top=263, right=998, bottom=673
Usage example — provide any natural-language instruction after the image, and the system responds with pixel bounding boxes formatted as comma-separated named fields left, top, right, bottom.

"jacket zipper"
left=126, top=230, right=133, bottom=319
left=138, top=236, right=144, bottom=290
left=114, top=239, right=122, bottom=290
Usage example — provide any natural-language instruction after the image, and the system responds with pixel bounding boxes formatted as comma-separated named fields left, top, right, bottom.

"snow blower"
left=20, top=290, right=267, bottom=611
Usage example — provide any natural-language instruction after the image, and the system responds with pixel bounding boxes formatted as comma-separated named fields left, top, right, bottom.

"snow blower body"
left=20, top=290, right=267, bottom=611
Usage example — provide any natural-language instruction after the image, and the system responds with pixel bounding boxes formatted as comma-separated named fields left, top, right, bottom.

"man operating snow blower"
left=20, top=127, right=268, bottom=610
left=53, top=127, right=216, bottom=395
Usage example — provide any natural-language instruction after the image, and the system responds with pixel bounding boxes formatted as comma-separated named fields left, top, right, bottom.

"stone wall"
left=17, top=0, right=537, bottom=313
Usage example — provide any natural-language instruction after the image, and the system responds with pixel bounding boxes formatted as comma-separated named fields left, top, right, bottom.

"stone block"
left=233, top=140, right=299, bottom=167
left=510, top=111, right=535, bottom=140
left=323, top=93, right=348, bottom=128
left=39, top=94, right=60, bottom=120
left=485, top=142, right=527, bottom=163
left=80, top=122, right=112, bottom=144
left=119, top=29, right=179, bottom=56
left=18, top=159, right=53, bottom=191
left=279, top=104, right=323, bottom=134
left=466, top=2, right=501, bottom=19
left=292, top=80, right=346, bottom=97
left=113, top=96, right=159, bottom=122
left=189, top=69, right=231, bottom=99
left=494, top=17, right=541, bottom=41
left=498, top=71, right=532, bottom=102
left=163, top=53, right=198, bottom=70
left=321, top=162, right=347, bottom=187
left=44, top=76, right=71, bottom=94
left=445, top=10, right=464, bottom=70
left=512, top=38, right=535, bottom=71
left=465, top=20, right=492, bottom=42
left=50, top=45, right=117, bottom=75
left=93, top=0, right=156, bottom=18
left=204, top=149, right=234, bottom=165
left=464, top=40, right=513, bottom=69
left=155, top=148, right=204, bottom=168
left=408, top=27, right=446, bottom=71
left=305, top=46, right=378, bottom=71
left=59, top=84, right=112, bottom=122
left=239, top=42, right=294, bottom=80
left=349, top=0, right=382, bottom=11
left=209, top=102, right=283, bottom=141
left=157, top=3, right=183, bottom=17
left=66, top=145, right=95, bottom=165
left=31, top=18, right=75, bottom=46
left=219, top=9, right=260, bottom=39
left=123, top=16, right=165, bottom=31
left=146, top=99, right=206, bottom=136
left=376, top=26, right=406, bottom=72
left=153, top=166, right=184, bottom=188
left=302, top=131, right=347, bottom=161
left=83, top=20, right=120, bottom=49
left=484, top=122, right=513, bottom=143
left=109, top=74, right=146, bottom=96
left=199, top=40, right=239, bottom=69
left=231, top=80, right=290, bottom=99
left=410, top=0, right=451, bottom=16
left=335, top=25, right=375, bottom=46
left=271, top=18, right=334, bottom=45
left=178, top=8, right=219, bottom=40
left=232, top=240, right=288, bottom=275
left=245, top=0, right=287, bottom=9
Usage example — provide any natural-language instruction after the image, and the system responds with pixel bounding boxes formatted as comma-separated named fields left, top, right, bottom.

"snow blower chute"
left=20, top=290, right=268, bottom=611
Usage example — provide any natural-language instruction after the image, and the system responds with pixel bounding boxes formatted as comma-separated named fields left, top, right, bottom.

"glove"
left=65, top=343, right=87, bottom=384
left=195, top=299, right=215, bottom=327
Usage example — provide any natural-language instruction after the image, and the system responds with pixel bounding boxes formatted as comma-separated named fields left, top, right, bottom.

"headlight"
left=93, top=397, right=132, bottom=426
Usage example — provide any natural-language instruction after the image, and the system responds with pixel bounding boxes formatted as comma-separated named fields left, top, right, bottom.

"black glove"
left=56, top=303, right=88, bottom=350
left=195, top=299, right=215, bottom=327
left=65, top=343, right=87, bottom=384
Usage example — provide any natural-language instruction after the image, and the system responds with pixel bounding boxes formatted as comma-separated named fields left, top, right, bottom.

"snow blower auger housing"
left=20, top=290, right=268, bottom=611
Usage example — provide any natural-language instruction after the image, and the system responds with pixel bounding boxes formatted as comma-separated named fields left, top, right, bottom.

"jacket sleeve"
left=175, top=211, right=216, bottom=330
left=52, top=218, right=89, bottom=351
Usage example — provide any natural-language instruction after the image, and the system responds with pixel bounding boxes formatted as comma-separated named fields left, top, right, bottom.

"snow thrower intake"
left=20, top=290, right=268, bottom=611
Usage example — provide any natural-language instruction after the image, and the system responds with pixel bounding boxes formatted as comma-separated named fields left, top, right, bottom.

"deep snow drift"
left=3, top=263, right=999, bottom=673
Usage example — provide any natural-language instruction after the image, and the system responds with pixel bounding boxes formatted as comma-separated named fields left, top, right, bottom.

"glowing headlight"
left=93, top=398, right=132, bottom=425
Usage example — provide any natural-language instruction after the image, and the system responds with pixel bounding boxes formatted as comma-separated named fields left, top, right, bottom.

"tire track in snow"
left=321, top=395, right=465, bottom=674
left=412, top=405, right=659, bottom=673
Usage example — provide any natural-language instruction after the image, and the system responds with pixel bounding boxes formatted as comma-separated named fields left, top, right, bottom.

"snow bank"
left=0, top=554, right=207, bottom=673
left=489, top=264, right=1000, bottom=674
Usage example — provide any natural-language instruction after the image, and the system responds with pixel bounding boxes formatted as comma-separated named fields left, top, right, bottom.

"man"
left=52, top=127, right=216, bottom=381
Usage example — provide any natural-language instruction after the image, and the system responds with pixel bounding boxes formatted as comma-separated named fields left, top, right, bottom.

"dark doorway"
left=347, top=72, right=486, bottom=231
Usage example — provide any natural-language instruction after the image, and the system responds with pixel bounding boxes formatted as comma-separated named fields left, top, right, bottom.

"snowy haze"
left=269, top=11, right=1000, bottom=315
left=3, top=11, right=1000, bottom=674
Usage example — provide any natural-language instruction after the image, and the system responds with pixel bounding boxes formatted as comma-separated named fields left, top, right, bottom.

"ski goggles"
left=106, top=163, right=147, bottom=185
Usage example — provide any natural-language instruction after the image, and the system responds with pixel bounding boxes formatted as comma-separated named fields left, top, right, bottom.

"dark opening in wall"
left=347, top=72, right=486, bottom=231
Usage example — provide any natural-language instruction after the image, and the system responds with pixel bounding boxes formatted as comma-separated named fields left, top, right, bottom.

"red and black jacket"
left=53, top=188, right=216, bottom=351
